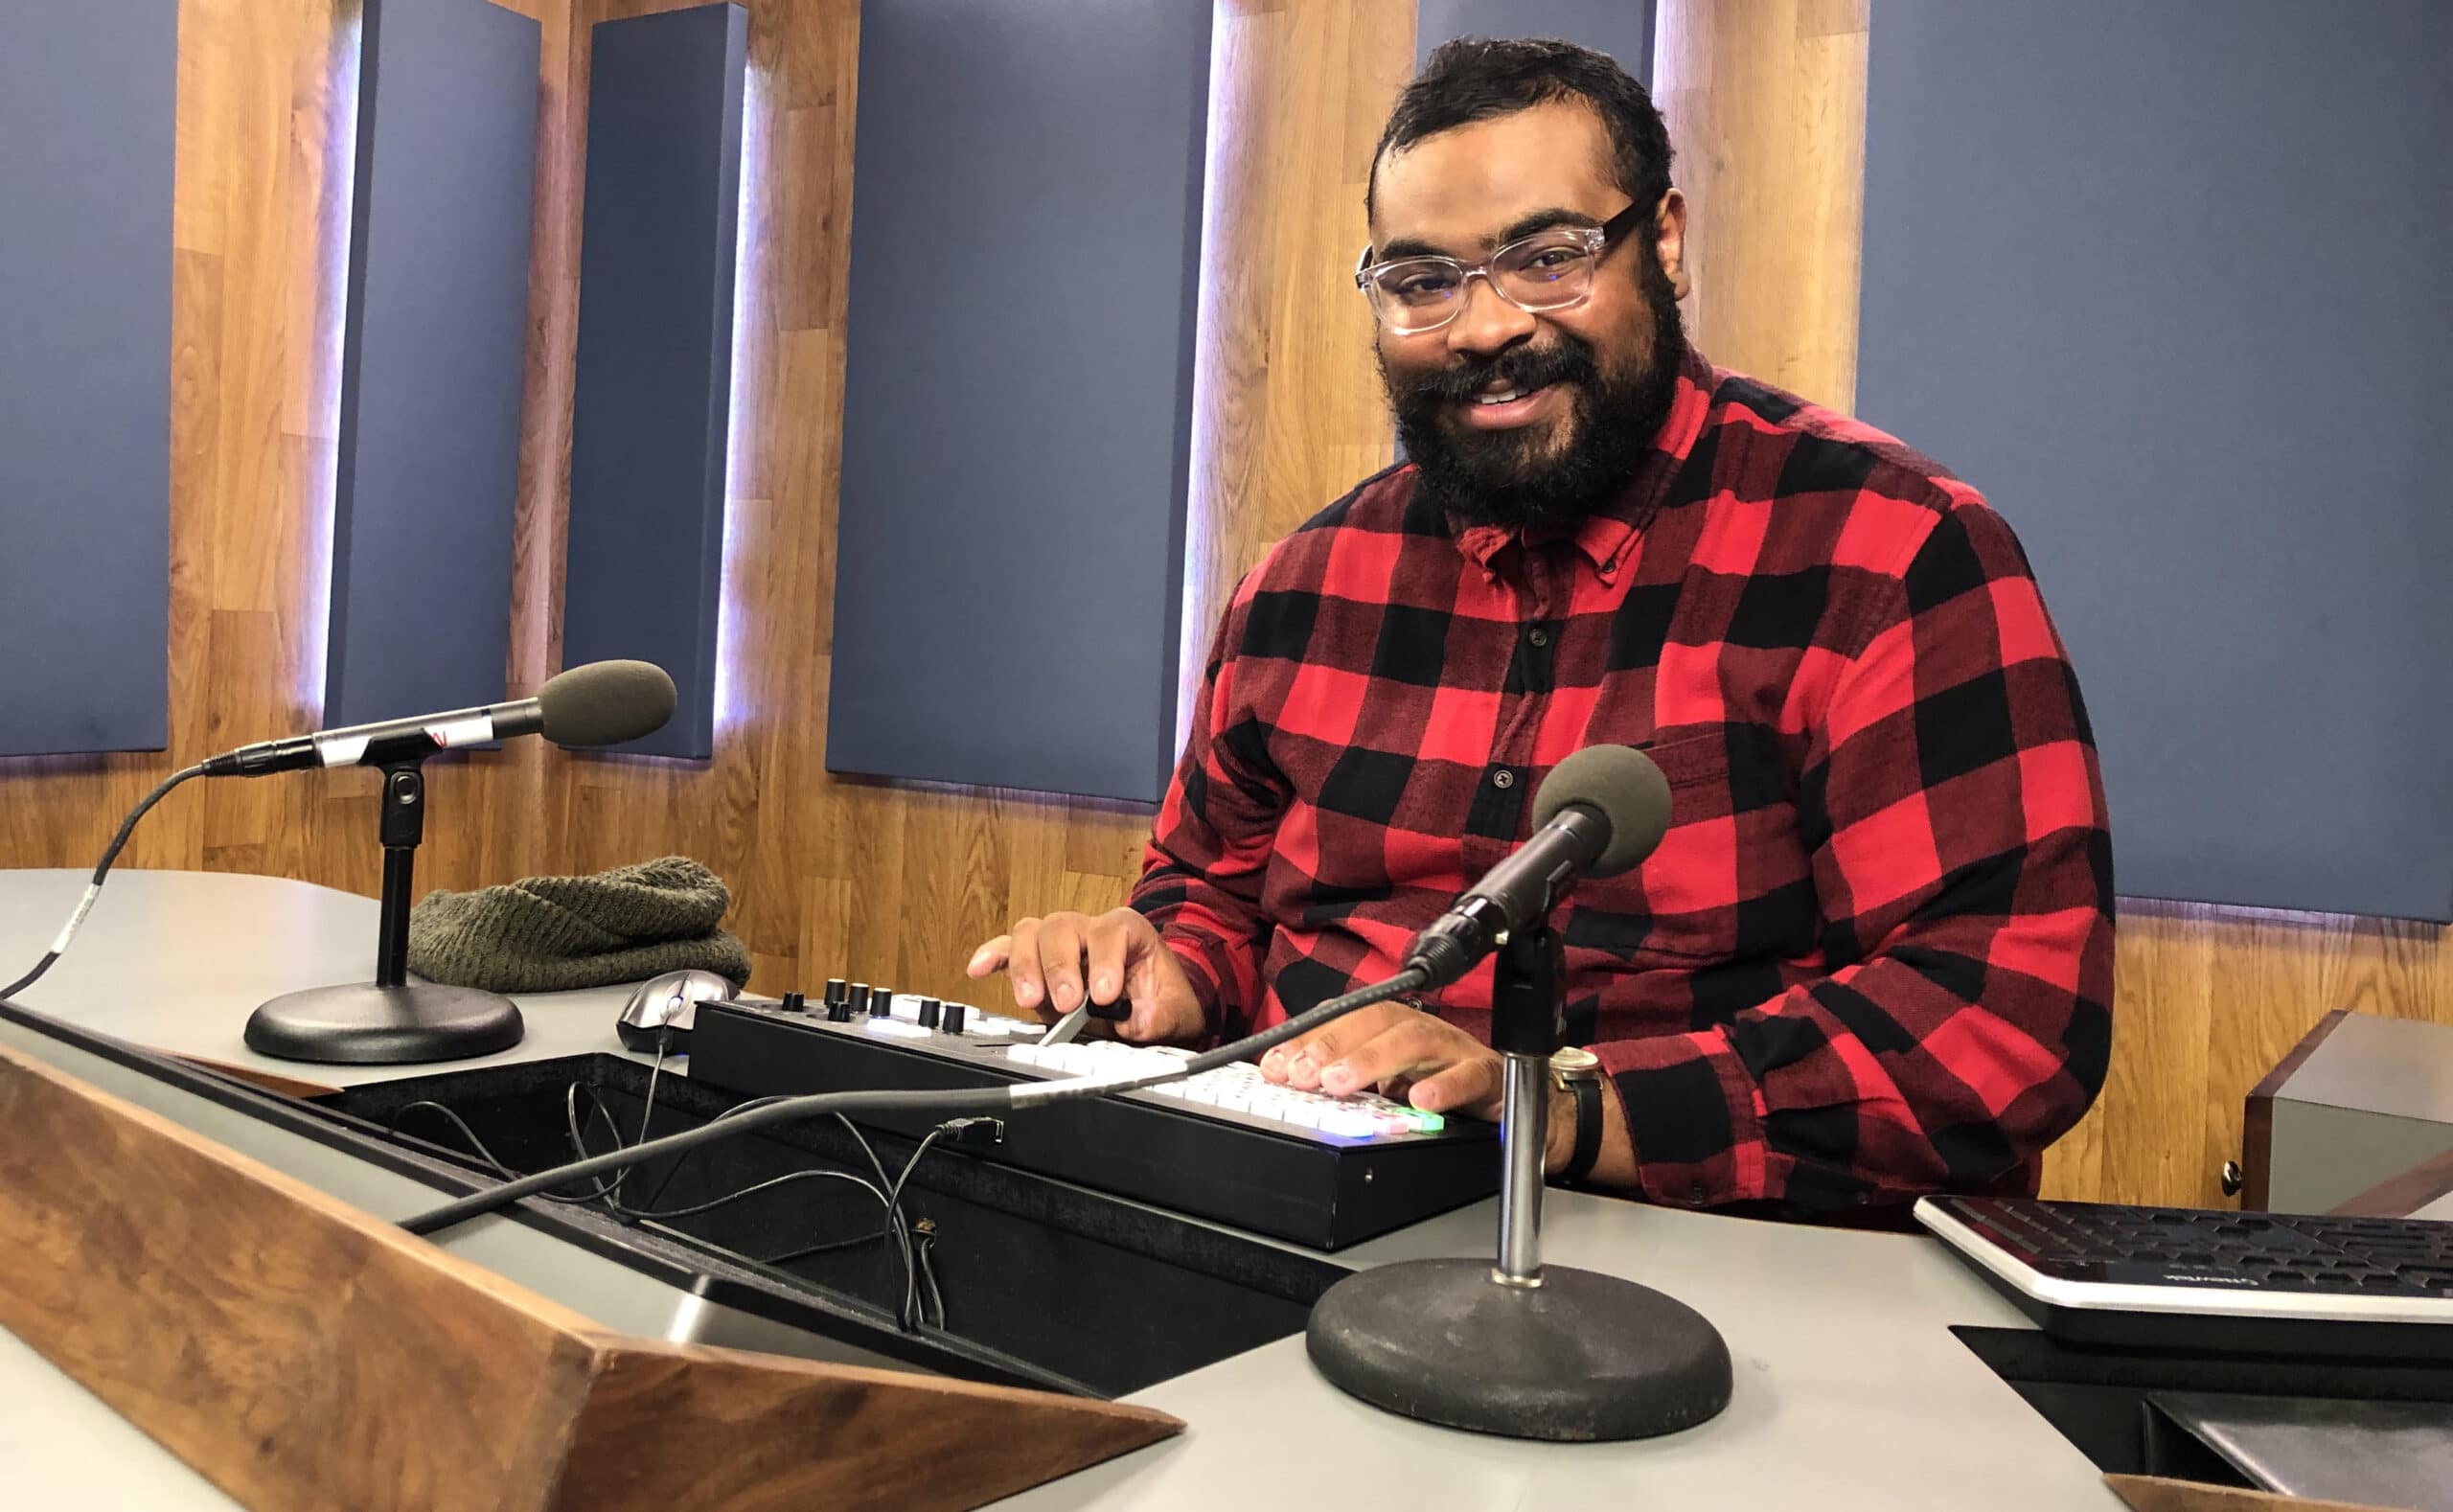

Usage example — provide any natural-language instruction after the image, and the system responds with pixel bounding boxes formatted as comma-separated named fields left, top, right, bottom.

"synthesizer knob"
left=917, top=997, right=942, bottom=1029
left=866, top=985, right=893, bottom=1017
left=779, top=991, right=808, bottom=1015
left=827, top=995, right=855, bottom=1023
left=823, top=978, right=848, bottom=1010
left=941, top=1001, right=967, bottom=1034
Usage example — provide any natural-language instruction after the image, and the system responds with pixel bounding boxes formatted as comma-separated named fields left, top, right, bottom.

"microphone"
left=199, top=659, right=676, bottom=777
left=1403, top=744, right=1673, bottom=989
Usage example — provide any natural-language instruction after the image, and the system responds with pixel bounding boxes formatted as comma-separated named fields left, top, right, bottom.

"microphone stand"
left=1304, top=922, right=1732, bottom=1440
left=243, top=756, right=523, bottom=1064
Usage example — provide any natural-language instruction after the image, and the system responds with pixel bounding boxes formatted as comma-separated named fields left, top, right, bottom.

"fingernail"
left=1094, top=975, right=1115, bottom=997
left=1321, top=1063, right=1354, bottom=1094
left=1289, top=1051, right=1316, bottom=1079
left=1015, top=980, right=1038, bottom=1005
left=1261, top=1047, right=1287, bottom=1077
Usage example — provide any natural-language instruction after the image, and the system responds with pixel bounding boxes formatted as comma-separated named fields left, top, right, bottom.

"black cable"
left=389, top=1102, right=619, bottom=1205
left=2, top=764, right=207, bottom=1001
left=915, top=1227, right=947, bottom=1331
left=613, top=1166, right=891, bottom=1223
left=761, top=1227, right=896, bottom=1266
left=887, top=1127, right=950, bottom=1330
left=560, top=1037, right=671, bottom=1208
left=557, top=1077, right=921, bottom=1308
left=399, top=967, right=1429, bottom=1238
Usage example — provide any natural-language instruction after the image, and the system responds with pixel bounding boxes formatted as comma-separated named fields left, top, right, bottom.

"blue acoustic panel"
left=825, top=1, right=1210, bottom=804
left=1417, top=0, right=1652, bottom=81
left=0, top=0, right=173, bottom=754
left=1857, top=1, right=2453, bottom=921
left=326, top=0, right=540, bottom=727
left=562, top=3, right=748, bottom=760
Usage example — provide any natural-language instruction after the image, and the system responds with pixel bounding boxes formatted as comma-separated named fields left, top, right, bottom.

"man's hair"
left=1367, top=36, right=1673, bottom=225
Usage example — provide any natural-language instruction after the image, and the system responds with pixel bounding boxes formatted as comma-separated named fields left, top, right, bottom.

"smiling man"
left=970, top=38, right=2114, bottom=1222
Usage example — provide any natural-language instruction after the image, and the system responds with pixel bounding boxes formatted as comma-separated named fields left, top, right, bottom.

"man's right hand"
left=966, top=907, right=1205, bottom=1045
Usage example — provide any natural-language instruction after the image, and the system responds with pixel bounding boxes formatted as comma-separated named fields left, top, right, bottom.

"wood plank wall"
left=2, top=0, right=2443, bottom=1209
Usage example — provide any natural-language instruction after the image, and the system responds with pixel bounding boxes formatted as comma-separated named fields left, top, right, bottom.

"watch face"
left=1550, top=1046, right=1601, bottom=1076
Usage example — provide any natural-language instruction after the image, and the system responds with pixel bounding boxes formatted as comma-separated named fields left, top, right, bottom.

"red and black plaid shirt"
left=1131, top=349, right=2114, bottom=1217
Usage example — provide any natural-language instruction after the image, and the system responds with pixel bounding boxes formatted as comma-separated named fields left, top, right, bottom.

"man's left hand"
left=1257, top=1003, right=1504, bottom=1121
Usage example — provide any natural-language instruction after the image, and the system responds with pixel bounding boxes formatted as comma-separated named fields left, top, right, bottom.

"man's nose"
left=1445, top=274, right=1536, bottom=357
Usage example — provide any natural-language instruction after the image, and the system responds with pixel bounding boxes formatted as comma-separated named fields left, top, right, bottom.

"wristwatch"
left=1549, top=1046, right=1604, bottom=1185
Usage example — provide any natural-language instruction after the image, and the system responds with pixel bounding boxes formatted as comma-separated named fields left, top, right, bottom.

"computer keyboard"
left=684, top=989, right=1501, bottom=1250
left=1916, top=1195, right=2453, bottom=1361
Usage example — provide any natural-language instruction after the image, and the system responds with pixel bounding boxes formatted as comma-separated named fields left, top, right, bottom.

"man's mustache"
left=1395, top=336, right=1602, bottom=410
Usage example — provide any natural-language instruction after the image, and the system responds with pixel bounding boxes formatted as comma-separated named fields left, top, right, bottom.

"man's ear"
left=1655, top=188, right=1691, bottom=300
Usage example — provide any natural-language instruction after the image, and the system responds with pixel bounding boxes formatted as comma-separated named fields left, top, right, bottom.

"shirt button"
left=1492, top=768, right=1516, bottom=790
left=1527, top=628, right=1550, bottom=648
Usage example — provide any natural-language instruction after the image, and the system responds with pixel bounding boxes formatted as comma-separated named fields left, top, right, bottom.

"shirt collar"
left=1447, top=345, right=1720, bottom=582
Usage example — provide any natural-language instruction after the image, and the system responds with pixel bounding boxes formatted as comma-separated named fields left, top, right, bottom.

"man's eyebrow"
left=1372, top=207, right=1600, bottom=263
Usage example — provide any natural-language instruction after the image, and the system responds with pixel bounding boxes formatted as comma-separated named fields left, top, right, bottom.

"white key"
left=1318, top=1108, right=1379, bottom=1138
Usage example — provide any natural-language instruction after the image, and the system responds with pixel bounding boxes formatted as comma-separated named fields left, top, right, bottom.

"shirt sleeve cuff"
left=1593, top=1031, right=1771, bottom=1207
left=1157, top=926, right=1232, bottom=1041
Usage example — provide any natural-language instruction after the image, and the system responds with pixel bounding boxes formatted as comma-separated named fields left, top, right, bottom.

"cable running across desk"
left=392, top=1048, right=967, bottom=1330
left=398, top=967, right=1433, bottom=1237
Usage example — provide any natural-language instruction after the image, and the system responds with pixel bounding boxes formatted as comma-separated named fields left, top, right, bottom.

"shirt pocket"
left=1569, top=728, right=1817, bottom=966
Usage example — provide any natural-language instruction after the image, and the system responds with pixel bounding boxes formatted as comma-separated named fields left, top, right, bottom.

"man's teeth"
left=1476, top=387, right=1525, bottom=405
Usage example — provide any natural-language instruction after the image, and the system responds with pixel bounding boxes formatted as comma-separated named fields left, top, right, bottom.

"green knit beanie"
left=407, top=857, right=752, bottom=993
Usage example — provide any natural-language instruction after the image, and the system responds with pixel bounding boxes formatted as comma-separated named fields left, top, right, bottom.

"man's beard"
left=1385, top=258, right=1686, bottom=530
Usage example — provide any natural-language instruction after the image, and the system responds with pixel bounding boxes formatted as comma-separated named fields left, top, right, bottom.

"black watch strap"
left=1560, top=1075, right=1603, bottom=1185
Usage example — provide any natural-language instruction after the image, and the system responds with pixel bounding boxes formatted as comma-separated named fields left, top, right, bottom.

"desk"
left=0, top=869, right=2124, bottom=1510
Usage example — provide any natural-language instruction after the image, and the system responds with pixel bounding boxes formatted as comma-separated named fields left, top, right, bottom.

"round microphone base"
left=1306, top=1257, right=1732, bottom=1441
left=244, top=982, right=525, bottom=1065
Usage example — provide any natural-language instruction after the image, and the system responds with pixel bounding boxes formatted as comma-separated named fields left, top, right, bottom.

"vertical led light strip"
left=1175, top=0, right=1240, bottom=757
left=713, top=64, right=765, bottom=737
left=300, top=4, right=366, bottom=715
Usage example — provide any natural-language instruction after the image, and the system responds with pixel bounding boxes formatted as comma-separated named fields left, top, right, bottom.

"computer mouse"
left=615, top=969, right=737, bottom=1053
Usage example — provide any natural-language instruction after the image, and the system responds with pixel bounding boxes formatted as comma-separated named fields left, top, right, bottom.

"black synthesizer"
left=684, top=984, right=1500, bottom=1250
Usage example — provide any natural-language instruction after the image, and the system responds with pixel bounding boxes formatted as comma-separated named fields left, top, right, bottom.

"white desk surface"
left=0, top=868, right=2124, bottom=1511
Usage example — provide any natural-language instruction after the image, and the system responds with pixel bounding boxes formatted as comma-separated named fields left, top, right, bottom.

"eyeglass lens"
left=1367, top=232, right=1598, bottom=331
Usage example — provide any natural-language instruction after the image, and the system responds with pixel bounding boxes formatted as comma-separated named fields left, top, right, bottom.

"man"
left=969, top=38, right=2113, bottom=1220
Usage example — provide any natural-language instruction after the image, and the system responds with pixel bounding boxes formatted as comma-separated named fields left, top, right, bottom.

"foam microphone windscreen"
left=537, top=660, right=676, bottom=747
left=1530, top=745, right=1673, bottom=877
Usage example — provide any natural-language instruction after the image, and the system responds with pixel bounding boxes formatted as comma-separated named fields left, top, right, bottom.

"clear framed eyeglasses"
left=1355, top=202, right=1647, bottom=335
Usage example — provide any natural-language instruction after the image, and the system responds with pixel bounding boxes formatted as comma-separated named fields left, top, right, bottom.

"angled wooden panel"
left=562, top=2, right=749, bottom=759
left=326, top=0, right=540, bottom=726
left=0, top=1042, right=1181, bottom=1512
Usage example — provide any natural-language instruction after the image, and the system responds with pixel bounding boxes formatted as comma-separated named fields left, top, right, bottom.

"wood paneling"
left=8, top=0, right=2447, bottom=1213
left=0, top=0, right=359, bottom=882
left=1650, top=0, right=2453, bottom=1207
left=0, top=0, right=1148, bottom=1013
left=1179, top=0, right=1415, bottom=733
left=1653, top=0, right=1868, bottom=414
